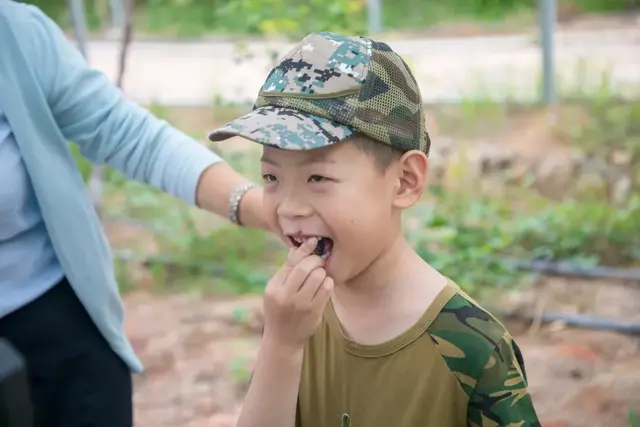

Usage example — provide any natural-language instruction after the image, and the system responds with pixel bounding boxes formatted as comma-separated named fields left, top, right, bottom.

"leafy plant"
left=410, top=200, right=526, bottom=297
left=409, top=189, right=639, bottom=298
left=512, top=197, right=640, bottom=265
left=146, top=216, right=286, bottom=293
left=25, top=0, right=639, bottom=38
left=229, top=355, right=252, bottom=386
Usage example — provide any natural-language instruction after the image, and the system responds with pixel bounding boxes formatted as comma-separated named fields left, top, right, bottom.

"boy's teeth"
left=293, top=236, right=324, bottom=242
left=290, top=236, right=327, bottom=246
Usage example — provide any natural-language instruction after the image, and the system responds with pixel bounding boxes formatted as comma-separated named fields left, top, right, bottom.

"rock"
left=480, top=148, right=513, bottom=174
left=534, top=154, right=577, bottom=199
left=404, top=130, right=635, bottom=202
left=580, top=156, right=609, bottom=176
left=610, top=176, right=632, bottom=205
left=574, top=173, right=607, bottom=199
left=611, top=149, right=632, bottom=166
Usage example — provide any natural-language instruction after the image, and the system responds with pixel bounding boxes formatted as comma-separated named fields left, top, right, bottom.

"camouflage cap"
left=208, top=32, right=431, bottom=155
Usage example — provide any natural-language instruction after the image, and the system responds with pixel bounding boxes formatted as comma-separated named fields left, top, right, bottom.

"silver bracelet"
left=228, top=182, right=258, bottom=226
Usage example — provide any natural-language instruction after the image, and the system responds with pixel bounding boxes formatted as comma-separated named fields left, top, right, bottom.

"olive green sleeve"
left=466, top=336, right=541, bottom=427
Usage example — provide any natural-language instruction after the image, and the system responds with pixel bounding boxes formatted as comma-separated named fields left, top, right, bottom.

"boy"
left=208, top=32, right=541, bottom=427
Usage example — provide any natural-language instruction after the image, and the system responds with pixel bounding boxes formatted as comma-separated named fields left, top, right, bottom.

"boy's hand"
left=262, top=238, right=334, bottom=350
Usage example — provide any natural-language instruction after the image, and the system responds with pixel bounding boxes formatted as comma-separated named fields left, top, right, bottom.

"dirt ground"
left=122, top=275, right=640, bottom=427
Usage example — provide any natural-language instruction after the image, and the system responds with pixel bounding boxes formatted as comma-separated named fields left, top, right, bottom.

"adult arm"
left=236, top=340, right=303, bottom=427
left=18, top=4, right=267, bottom=229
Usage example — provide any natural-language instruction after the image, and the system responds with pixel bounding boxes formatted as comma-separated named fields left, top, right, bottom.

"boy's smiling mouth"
left=288, top=235, right=334, bottom=260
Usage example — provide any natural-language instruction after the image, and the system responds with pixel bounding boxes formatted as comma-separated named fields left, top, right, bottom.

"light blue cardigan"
left=0, top=1, right=223, bottom=372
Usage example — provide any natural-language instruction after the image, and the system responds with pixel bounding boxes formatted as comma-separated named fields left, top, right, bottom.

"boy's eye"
left=308, top=175, right=326, bottom=183
left=263, top=174, right=277, bottom=183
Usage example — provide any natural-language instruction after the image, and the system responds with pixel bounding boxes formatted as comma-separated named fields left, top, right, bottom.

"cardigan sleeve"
left=16, top=3, right=223, bottom=204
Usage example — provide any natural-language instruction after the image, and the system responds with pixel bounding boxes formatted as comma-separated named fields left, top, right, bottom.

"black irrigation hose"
left=494, top=309, right=640, bottom=335
left=501, top=257, right=640, bottom=282
left=112, top=249, right=640, bottom=336
left=532, top=311, right=640, bottom=334
left=114, top=249, right=229, bottom=276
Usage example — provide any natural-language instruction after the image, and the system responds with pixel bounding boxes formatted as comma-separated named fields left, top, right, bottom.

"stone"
left=610, top=176, right=632, bottom=204
left=611, top=149, right=632, bottom=166
left=580, top=156, right=609, bottom=176
left=534, top=154, right=578, bottom=199
left=575, top=173, right=607, bottom=199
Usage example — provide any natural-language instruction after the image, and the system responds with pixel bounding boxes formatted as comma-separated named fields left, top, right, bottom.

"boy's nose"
left=277, top=195, right=314, bottom=219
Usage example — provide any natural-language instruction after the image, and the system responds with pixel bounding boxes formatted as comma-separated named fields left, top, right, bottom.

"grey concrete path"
left=83, top=27, right=640, bottom=106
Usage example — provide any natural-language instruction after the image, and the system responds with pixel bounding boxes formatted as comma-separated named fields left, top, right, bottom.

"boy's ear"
left=392, top=150, right=429, bottom=209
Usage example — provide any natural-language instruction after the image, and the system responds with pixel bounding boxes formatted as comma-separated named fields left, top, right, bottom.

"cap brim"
left=207, top=106, right=356, bottom=150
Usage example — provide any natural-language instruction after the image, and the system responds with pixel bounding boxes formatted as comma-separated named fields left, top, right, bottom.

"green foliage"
left=559, top=72, right=640, bottom=161
left=410, top=197, right=524, bottom=295
left=409, top=190, right=639, bottom=297
left=20, top=0, right=639, bottom=38
left=229, top=355, right=252, bottom=386
left=69, top=143, right=93, bottom=182
left=150, top=222, right=285, bottom=293
left=24, top=0, right=104, bottom=30
left=100, top=174, right=284, bottom=294
left=212, top=0, right=367, bottom=38
left=68, top=142, right=125, bottom=185
left=513, top=197, right=640, bottom=265
left=575, top=0, right=637, bottom=12
left=557, top=92, right=640, bottom=203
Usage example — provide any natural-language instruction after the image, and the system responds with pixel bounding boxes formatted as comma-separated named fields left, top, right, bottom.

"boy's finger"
left=274, top=238, right=318, bottom=282
left=296, top=267, right=327, bottom=303
left=290, top=238, right=318, bottom=262
left=311, top=277, right=334, bottom=308
left=283, top=255, right=324, bottom=294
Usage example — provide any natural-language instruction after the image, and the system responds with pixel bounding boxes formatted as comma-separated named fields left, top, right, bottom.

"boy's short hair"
left=351, top=134, right=403, bottom=171
left=207, top=31, right=431, bottom=160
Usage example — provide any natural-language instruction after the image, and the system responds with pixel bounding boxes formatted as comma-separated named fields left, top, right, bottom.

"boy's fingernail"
left=325, top=279, right=334, bottom=291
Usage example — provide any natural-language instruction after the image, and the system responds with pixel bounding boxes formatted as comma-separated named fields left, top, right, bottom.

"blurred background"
left=20, top=0, right=640, bottom=426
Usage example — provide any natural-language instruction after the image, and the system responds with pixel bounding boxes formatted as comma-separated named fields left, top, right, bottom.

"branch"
left=116, top=0, right=133, bottom=90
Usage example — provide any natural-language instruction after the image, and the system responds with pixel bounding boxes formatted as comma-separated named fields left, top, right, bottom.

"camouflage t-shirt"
left=296, top=281, right=541, bottom=427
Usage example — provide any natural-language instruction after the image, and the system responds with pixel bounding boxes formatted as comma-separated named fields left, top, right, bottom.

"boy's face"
left=260, top=139, right=427, bottom=284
